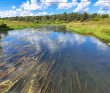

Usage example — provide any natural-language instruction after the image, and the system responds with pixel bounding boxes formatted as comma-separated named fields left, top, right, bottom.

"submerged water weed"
left=0, top=26, right=110, bottom=93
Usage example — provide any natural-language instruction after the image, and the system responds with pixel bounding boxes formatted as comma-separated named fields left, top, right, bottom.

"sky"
left=0, top=0, right=110, bottom=18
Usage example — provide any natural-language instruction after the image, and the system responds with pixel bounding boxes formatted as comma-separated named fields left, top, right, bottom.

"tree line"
left=0, top=12, right=109, bottom=24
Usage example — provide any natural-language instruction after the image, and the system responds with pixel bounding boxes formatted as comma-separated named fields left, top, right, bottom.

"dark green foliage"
left=0, top=24, right=7, bottom=28
left=101, top=14, right=109, bottom=18
left=0, top=21, right=7, bottom=28
left=1, top=12, right=109, bottom=23
left=80, top=12, right=89, bottom=22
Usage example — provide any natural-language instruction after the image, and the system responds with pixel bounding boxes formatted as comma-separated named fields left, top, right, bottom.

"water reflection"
left=0, top=38, right=3, bottom=55
left=0, top=26, right=110, bottom=93
left=91, top=37, right=108, bottom=50
left=8, top=29, right=87, bottom=53
left=0, top=31, right=8, bottom=55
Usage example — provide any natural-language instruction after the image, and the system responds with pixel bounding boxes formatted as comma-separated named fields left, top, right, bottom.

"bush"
left=0, top=20, right=7, bottom=28
left=34, top=20, right=41, bottom=24
left=101, top=14, right=109, bottom=18
left=94, top=18, right=100, bottom=21
left=0, top=24, right=7, bottom=28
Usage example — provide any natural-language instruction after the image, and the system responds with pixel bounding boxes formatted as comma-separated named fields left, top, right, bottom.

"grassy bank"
left=0, top=20, right=37, bottom=31
left=0, top=20, right=66, bottom=31
left=66, top=18, right=110, bottom=42
left=5, top=21, right=36, bottom=29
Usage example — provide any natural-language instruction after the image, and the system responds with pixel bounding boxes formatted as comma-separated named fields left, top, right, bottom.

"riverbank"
left=66, top=19, right=110, bottom=42
left=0, top=20, right=66, bottom=31
left=0, top=20, right=37, bottom=31
left=1, top=20, right=110, bottom=42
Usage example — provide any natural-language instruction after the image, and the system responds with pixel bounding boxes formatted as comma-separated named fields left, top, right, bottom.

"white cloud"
left=21, top=0, right=47, bottom=10
left=20, top=11, right=34, bottom=16
left=57, top=0, right=78, bottom=9
left=41, top=0, right=78, bottom=9
left=49, top=13, right=53, bottom=15
left=41, top=0, right=66, bottom=6
left=16, top=8, right=22, bottom=11
left=0, top=10, right=33, bottom=18
left=73, top=0, right=91, bottom=13
left=35, top=12, right=48, bottom=16
left=94, top=0, right=110, bottom=14
left=12, top=6, right=16, bottom=9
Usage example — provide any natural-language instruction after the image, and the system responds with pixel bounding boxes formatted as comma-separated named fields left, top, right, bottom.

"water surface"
left=0, top=25, right=110, bottom=93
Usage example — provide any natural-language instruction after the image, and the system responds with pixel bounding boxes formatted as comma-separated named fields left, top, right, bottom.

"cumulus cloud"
left=16, top=8, right=22, bottom=11
left=35, top=12, right=48, bottom=16
left=73, top=0, right=91, bottom=13
left=41, top=0, right=78, bottom=9
left=0, top=10, right=33, bottom=18
left=21, top=0, right=47, bottom=10
left=94, top=0, right=110, bottom=14
left=41, top=0, right=65, bottom=6
left=49, top=13, right=53, bottom=15
left=0, top=8, right=51, bottom=18
left=57, top=0, right=78, bottom=9
left=12, top=6, right=16, bottom=9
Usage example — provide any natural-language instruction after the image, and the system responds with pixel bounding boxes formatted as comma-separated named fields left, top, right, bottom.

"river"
left=0, top=25, right=110, bottom=93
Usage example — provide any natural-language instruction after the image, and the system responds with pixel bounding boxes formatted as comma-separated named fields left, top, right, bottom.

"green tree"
left=101, top=14, right=109, bottom=18
left=63, top=12, right=67, bottom=21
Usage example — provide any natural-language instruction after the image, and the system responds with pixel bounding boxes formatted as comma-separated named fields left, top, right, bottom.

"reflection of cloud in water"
left=91, top=37, right=108, bottom=50
left=8, top=29, right=87, bottom=52
left=74, top=34, right=86, bottom=45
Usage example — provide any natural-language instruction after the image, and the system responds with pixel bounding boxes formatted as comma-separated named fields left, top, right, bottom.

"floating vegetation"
left=108, top=43, right=110, bottom=46
left=46, top=32, right=50, bottom=33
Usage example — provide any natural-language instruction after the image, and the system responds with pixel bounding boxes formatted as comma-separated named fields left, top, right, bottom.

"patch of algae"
left=0, top=77, right=21, bottom=93
left=0, top=80, right=12, bottom=93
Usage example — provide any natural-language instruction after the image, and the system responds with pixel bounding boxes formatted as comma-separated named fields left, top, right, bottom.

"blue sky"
left=0, top=0, right=110, bottom=18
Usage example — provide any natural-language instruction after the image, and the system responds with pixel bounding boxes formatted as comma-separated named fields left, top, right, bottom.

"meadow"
left=0, top=20, right=36, bottom=30
left=66, top=18, right=110, bottom=42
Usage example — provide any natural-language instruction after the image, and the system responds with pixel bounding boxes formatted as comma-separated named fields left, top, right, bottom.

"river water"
left=0, top=25, right=110, bottom=93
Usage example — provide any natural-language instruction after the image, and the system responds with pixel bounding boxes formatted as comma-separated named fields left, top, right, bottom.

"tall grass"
left=0, top=20, right=37, bottom=31
left=66, top=18, right=110, bottom=41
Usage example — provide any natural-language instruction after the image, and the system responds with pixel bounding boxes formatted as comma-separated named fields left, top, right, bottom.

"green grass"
left=0, top=20, right=66, bottom=31
left=66, top=18, right=110, bottom=41
left=0, top=20, right=37, bottom=31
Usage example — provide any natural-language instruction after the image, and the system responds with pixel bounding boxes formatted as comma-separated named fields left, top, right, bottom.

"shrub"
left=0, top=20, right=7, bottom=28
left=94, top=18, right=100, bottom=21
left=101, top=14, right=109, bottom=18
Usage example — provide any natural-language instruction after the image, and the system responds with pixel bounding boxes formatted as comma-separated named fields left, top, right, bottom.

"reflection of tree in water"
left=37, top=25, right=67, bottom=33
left=0, top=31, right=8, bottom=55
